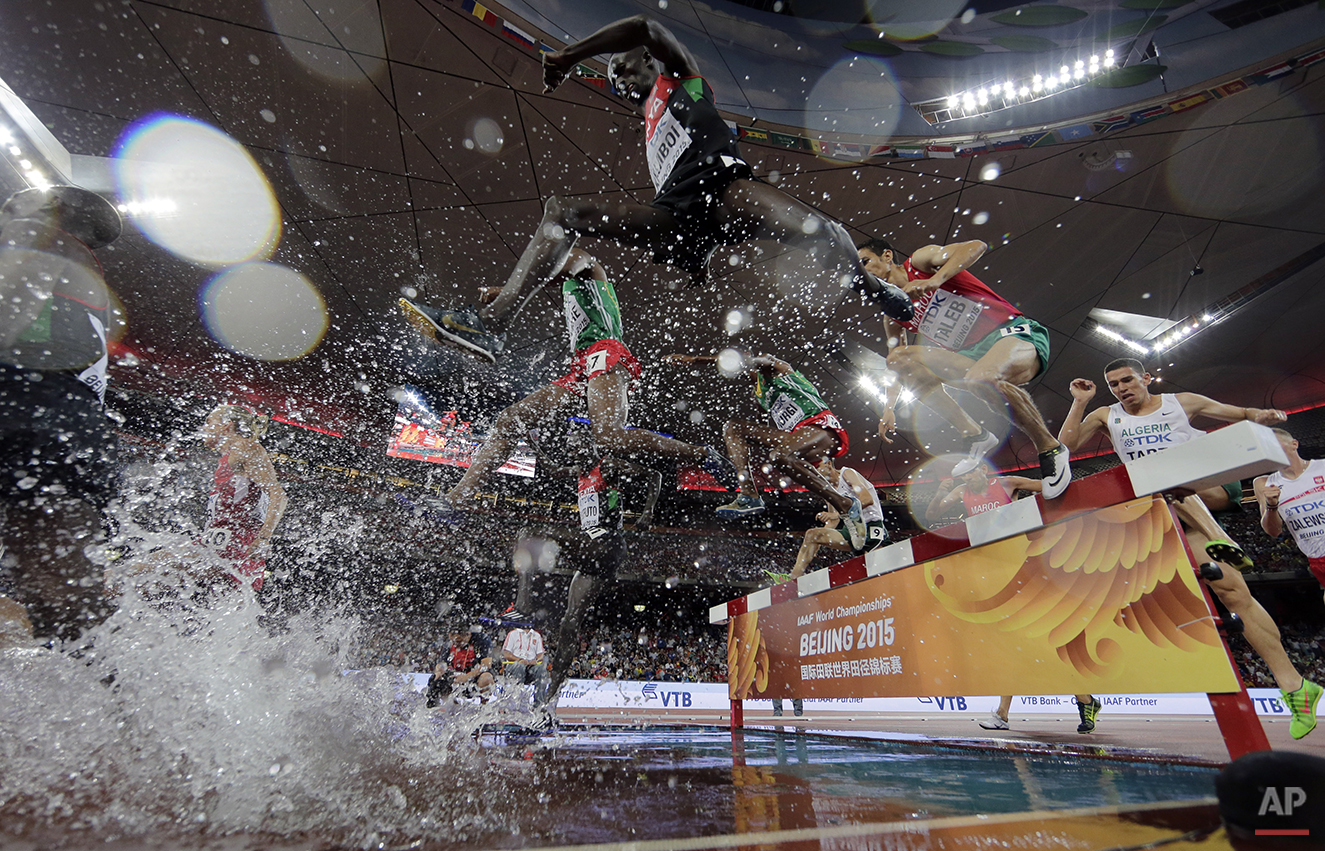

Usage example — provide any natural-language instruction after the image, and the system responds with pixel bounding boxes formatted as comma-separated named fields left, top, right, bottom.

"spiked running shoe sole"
left=1205, top=540, right=1253, bottom=572
left=716, top=495, right=766, bottom=518
left=398, top=298, right=441, bottom=342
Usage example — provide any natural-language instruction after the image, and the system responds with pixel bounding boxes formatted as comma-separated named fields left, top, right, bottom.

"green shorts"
left=834, top=519, right=890, bottom=554
left=956, top=317, right=1051, bottom=377
left=1213, top=480, right=1244, bottom=518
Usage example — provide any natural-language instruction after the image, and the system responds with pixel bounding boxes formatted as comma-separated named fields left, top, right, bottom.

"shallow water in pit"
left=1, top=590, right=1218, bottom=851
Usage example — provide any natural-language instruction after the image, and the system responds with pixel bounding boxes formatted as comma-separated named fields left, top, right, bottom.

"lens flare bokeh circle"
left=114, top=114, right=280, bottom=267
left=199, top=262, right=327, bottom=361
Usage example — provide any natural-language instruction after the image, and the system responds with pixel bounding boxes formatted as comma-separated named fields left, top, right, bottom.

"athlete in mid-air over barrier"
left=410, top=14, right=913, bottom=363
left=405, top=248, right=735, bottom=515
left=664, top=352, right=867, bottom=548
left=857, top=237, right=1070, bottom=498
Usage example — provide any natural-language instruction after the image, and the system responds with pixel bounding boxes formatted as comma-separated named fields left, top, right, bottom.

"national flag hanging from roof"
left=500, top=20, right=537, bottom=50
left=1129, top=104, right=1169, bottom=124
left=926, top=144, right=957, bottom=158
left=1248, top=61, right=1293, bottom=85
left=1092, top=114, right=1131, bottom=134
left=1211, top=80, right=1249, bottom=98
left=462, top=0, right=499, bottom=27
left=1167, top=91, right=1211, bottom=113
left=1057, top=123, right=1093, bottom=141
left=1298, top=49, right=1325, bottom=68
left=739, top=126, right=771, bottom=143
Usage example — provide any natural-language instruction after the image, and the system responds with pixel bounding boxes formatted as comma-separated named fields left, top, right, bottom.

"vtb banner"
left=728, top=496, right=1241, bottom=700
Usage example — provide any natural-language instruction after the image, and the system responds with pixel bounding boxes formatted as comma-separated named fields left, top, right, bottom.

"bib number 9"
left=998, top=323, right=1032, bottom=338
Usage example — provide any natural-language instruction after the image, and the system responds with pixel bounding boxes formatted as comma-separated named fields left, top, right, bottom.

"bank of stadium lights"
left=117, top=198, right=178, bottom=217
left=858, top=373, right=915, bottom=405
left=1092, top=312, right=1221, bottom=357
left=0, top=122, right=51, bottom=189
left=917, top=49, right=1116, bottom=124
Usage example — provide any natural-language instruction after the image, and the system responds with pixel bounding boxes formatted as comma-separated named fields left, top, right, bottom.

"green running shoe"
left=763, top=570, right=793, bottom=586
left=1076, top=697, right=1101, bottom=734
left=1281, top=679, right=1322, bottom=740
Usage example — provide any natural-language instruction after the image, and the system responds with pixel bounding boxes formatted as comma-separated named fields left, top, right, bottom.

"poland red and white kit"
left=1265, top=459, right=1325, bottom=588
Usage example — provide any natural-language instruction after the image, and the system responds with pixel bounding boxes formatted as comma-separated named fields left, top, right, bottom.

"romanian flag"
left=461, top=0, right=499, bottom=27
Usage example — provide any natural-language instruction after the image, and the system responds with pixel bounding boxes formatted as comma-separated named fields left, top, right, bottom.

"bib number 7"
left=585, top=349, right=610, bottom=378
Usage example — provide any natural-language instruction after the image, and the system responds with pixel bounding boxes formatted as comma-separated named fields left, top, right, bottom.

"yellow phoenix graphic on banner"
left=727, top=496, right=1239, bottom=700
left=925, top=497, right=1222, bottom=679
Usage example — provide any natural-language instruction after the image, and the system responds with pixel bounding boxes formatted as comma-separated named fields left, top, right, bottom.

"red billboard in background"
left=386, top=391, right=534, bottom=477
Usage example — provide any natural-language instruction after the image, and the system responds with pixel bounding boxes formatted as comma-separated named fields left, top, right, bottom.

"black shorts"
left=566, top=528, right=628, bottom=579
left=0, top=366, right=118, bottom=510
left=648, top=159, right=757, bottom=277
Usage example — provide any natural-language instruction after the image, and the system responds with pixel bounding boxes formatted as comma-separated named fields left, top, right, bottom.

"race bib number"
left=578, top=466, right=604, bottom=529
left=564, top=293, right=590, bottom=346
left=868, top=524, right=887, bottom=541
left=998, top=322, right=1032, bottom=338
left=202, top=527, right=232, bottom=551
left=646, top=108, right=692, bottom=194
left=76, top=313, right=109, bottom=406
left=584, top=348, right=610, bottom=379
left=769, top=393, right=806, bottom=432
left=917, top=290, right=983, bottom=350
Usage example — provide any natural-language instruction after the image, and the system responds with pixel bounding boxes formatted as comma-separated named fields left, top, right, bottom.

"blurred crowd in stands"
left=1231, top=621, right=1325, bottom=688
left=352, top=617, right=728, bottom=683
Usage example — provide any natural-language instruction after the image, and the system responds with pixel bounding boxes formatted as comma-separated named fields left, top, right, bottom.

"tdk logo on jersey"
left=641, top=682, right=692, bottom=707
left=1259, top=786, right=1307, bottom=816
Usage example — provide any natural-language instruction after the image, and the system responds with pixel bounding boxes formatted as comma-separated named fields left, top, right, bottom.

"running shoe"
left=498, top=605, right=535, bottom=628
left=715, top=493, right=766, bottom=518
left=979, top=712, right=1009, bottom=730
left=844, top=495, right=867, bottom=550
left=772, top=702, right=783, bottom=717
left=863, top=270, right=915, bottom=322
left=701, top=445, right=740, bottom=492
left=1038, top=443, right=1072, bottom=499
left=1205, top=539, right=1253, bottom=572
left=965, top=429, right=1001, bottom=459
left=763, top=570, right=793, bottom=586
left=1281, top=678, right=1322, bottom=740
left=792, top=699, right=804, bottom=717
left=1076, top=697, right=1101, bottom=733
left=399, top=299, right=505, bottom=363
left=419, top=495, right=463, bottom=525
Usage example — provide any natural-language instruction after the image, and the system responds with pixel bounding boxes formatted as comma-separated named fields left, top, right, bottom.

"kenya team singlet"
left=644, top=75, right=746, bottom=201
left=901, top=259, right=1022, bottom=352
left=1265, top=459, right=1325, bottom=559
left=962, top=478, right=1012, bottom=516
left=1105, top=394, right=1204, bottom=461
left=754, top=369, right=833, bottom=433
left=563, top=276, right=625, bottom=352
